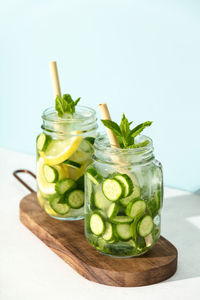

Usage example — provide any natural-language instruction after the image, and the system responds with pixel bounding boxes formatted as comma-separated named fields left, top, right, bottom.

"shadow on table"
left=161, top=192, right=200, bottom=282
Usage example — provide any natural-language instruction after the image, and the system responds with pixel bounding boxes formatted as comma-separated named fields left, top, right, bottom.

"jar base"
left=48, top=214, right=84, bottom=221
left=97, top=249, right=150, bottom=258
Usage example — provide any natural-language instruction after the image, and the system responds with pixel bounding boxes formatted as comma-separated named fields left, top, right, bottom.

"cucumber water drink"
left=84, top=133, right=163, bottom=257
left=36, top=102, right=97, bottom=220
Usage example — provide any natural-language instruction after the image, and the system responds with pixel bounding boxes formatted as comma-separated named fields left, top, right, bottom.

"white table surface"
left=0, top=147, right=200, bottom=300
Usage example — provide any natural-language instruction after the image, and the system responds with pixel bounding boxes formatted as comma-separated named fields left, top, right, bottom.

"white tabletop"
left=0, top=147, right=200, bottom=300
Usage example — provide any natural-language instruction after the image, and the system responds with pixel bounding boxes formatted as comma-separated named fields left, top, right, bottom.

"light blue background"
left=0, top=0, right=200, bottom=192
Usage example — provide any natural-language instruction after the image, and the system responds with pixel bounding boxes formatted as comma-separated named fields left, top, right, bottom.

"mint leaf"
left=130, top=121, right=152, bottom=138
left=101, top=120, right=121, bottom=137
left=55, top=96, right=68, bottom=117
left=74, top=97, right=81, bottom=106
left=101, top=114, right=152, bottom=149
left=55, top=94, right=81, bottom=117
left=120, top=114, right=130, bottom=138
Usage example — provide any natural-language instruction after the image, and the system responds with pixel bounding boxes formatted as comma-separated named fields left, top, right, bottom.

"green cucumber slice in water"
left=107, top=202, right=119, bottom=219
left=102, top=222, right=114, bottom=241
left=119, top=185, right=141, bottom=207
left=43, top=165, right=58, bottom=183
left=90, top=213, right=105, bottom=236
left=115, top=223, right=132, bottom=241
left=97, top=237, right=107, bottom=251
left=122, top=239, right=136, bottom=248
left=138, top=215, right=153, bottom=237
left=50, top=197, right=70, bottom=215
left=114, top=174, right=133, bottom=197
left=55, top=178, right=76, bottom=194
left=67, top=190, right=84, bottom=209
left=126, top=199, right=147, bottom=218
left=102, top=178, right=124, bottom=201
left=94, top=187, right=111, bottom=209
left=111, top=215, right=133, bottom=224
left=62, top=159, right=81, bottom=169
left=86, top=167, right=103, bottom=185
left=37, top=133, right=51, bottom=151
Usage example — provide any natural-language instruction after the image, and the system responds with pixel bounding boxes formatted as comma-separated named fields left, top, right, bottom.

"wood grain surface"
left=19, top=192, right=178, bottom=287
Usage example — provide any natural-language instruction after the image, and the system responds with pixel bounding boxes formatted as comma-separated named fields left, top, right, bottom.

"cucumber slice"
left=37, top=133, right=51, bottom=151
left=115, top=223, right=132, bottom=241
left=76, top=175, right=84, bottom=191
left=111, top=215, right=133, bottom=224
left=102, top=178, right=124, bottom=201
left=107, top=202, right=119, bottom=219
left=126, top=199, right=147, bottom=218
left=122, top=239, right=136, bottom=248
left=62, top=159, right=81, bottom=169
left=119, top=185, right=141, bottom=207
left=43, top=165, right=58, bottom=183
left=114, top=174, right=133, bottom=197
left=50, top=197, right=70, bottom=215
left=97, top=237, right=107, bottom=251
left=90, top=213, right=105, bottom=236
left=94, top=187, right=111, bottom=209
left=86, top=167, right=103, bottom=185
left=37, top=158, right=56, bottom=195
left=55, top=178, right=77, bottom=194
left=102, top=222, right=114, bottom=241
left=132, top=185, right=141, bottom=198
left=138, top=215, right=153, bottom=237
left=67, top=190, right=84, bottom=209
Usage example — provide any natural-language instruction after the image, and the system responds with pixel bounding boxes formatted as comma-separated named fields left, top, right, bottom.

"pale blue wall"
left=1, top=0, right=200, bottom=192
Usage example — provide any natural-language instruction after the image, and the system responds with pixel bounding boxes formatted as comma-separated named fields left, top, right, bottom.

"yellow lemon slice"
left=43, top=136, right=82, bottom=166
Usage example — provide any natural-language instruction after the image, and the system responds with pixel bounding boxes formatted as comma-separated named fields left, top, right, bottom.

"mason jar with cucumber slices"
left=84, top=116, right=163, bottom=257
left=36, top=94, right=97, bottom=220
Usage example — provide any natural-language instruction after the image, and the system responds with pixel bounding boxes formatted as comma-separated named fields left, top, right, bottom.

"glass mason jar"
left=36, top=106, right=97, bottom=220
left=84, top=134, right=163, bottom=257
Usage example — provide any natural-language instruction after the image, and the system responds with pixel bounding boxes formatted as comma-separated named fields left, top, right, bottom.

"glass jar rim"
left=94, top=133, right=153, bottom=155
left=42, top=105, right=96, bottom=124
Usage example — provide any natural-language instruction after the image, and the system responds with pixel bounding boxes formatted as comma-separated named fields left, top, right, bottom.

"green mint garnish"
left=55, top=94, right=81, bottom=117
left=101, top=114, right=152, bottom=149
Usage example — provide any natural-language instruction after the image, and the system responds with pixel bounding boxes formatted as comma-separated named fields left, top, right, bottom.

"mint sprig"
left=55, top=94, right=80, bottom=117
left=101, top=114, right=152, bottom=149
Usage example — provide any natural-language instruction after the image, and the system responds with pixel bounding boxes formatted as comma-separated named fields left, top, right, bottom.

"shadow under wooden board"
left=19, top=192, right=178, bottom=287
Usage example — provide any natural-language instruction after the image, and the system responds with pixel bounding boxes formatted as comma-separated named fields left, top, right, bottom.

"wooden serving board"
left=19, top=192, right=178, bottom=287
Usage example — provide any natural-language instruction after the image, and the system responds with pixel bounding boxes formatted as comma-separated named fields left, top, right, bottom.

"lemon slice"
left=37, top=158, right=56, bottom=195
left=60, top=164, right=70, bottom=178
left=43, top=136, right=82, bottom=166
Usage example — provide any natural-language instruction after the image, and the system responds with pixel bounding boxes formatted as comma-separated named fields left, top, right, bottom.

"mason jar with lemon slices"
left=36, top=99, right=97, bottom=220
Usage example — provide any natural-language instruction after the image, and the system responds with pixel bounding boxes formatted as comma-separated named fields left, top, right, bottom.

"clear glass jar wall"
left=84, top=134, right=163, bottom=257
left=36, top=106, right=97, bottom=220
